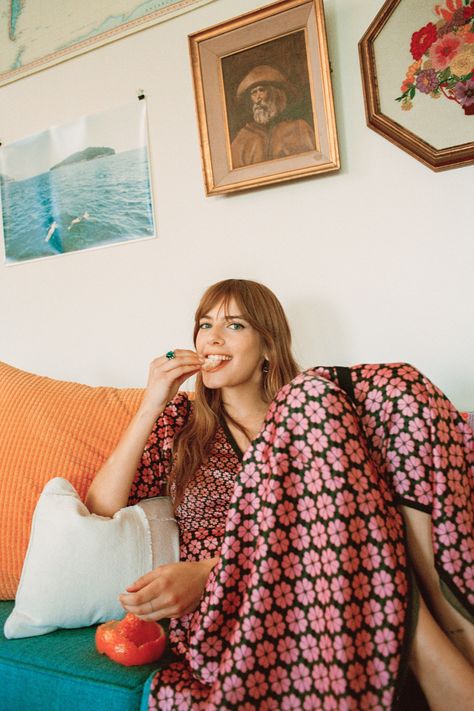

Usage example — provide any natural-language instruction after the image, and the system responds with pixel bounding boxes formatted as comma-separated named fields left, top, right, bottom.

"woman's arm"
left=85, top=350, right=202, bottom=517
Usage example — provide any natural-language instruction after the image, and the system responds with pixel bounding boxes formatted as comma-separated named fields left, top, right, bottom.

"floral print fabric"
left=129, top=363, right=473, bottom=710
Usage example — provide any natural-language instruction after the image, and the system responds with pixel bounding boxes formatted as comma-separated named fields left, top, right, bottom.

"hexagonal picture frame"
left=359, top=0, right=474, bottom=171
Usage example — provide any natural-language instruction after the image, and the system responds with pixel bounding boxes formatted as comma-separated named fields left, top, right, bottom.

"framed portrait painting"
left=189, top=0, right=340, bottom=195
left=359, top=0, right=474, bottom=171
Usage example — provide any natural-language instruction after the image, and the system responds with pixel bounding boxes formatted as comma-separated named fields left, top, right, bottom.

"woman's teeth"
left=202, top=355, right=232, bottom=371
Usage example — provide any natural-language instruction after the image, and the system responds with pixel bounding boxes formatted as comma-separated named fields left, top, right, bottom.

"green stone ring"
left=165, top=350, right=176, bottom=360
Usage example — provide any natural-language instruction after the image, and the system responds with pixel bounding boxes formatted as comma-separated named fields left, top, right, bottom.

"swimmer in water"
left=45, top=221, right=58, bottom=242
left=68, top=211, right=90, bottom=230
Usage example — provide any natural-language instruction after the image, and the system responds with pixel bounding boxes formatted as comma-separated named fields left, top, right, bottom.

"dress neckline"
left=219, top=417, right=244, bottom=462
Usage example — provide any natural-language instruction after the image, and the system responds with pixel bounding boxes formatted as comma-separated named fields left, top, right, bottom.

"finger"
left=125, top=569, right=158, bottom=592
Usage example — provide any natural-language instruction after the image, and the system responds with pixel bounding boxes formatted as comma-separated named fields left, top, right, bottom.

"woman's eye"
left=199, top=322, right=211, bottom=329
left=228, top=322, right=244, bottom=330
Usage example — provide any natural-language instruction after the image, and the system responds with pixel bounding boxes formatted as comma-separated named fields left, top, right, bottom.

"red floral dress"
left=129, top=363, right=473, bottom=710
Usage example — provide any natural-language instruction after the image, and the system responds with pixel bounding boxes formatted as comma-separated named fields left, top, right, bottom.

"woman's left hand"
left=119, top=558, right=218, bottom=621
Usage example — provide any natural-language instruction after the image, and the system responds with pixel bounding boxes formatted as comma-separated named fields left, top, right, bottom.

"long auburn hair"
left=170, top=279, right=300, bottom=508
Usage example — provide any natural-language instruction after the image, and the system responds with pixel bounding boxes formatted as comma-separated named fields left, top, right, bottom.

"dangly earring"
left=262, top=359, right=270, bottom=373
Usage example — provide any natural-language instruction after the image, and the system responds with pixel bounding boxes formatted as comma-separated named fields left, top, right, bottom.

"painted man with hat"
left=230, top=64, right=316, bottom=168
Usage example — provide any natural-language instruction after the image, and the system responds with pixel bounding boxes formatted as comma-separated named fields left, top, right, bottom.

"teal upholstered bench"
left=0, top=601, right=172, bottom=711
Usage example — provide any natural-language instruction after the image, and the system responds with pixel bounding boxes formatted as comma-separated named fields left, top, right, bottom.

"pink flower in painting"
left=319, top=633, right=335, bottom=663
left=268, top=666, right=291, bottom=695
left=273, top=426, right=291, bottom=448
left=430, top=32, right=462, bottom=70
left=311, top=520, right=328, bottom=548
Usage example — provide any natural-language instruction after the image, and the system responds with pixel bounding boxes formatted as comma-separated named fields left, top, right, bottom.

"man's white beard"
left=253, top=100, right=279, bottom=125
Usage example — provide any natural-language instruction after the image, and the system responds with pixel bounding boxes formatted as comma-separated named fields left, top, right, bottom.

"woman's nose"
left=208, top=325, right=224, bottom=344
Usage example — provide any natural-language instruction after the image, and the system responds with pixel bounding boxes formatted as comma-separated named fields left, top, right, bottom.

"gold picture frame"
left=189, top=0, right=340, bottom=195
left=359, top=0, right=474, bottom=171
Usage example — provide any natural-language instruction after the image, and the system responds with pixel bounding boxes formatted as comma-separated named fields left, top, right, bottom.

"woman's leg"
left=401, top=504, right=474, bottom=664
left=150, top=371, right=414, bottom=709
left=410, top=595, right=474, bottom=710
left=316, top=362, right=474, bottom=660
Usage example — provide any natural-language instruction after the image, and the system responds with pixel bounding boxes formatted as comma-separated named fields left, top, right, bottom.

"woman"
left=86, top=279, right=473, bottom=710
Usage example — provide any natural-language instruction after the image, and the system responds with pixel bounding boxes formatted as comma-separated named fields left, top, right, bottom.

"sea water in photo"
left=0, top=146, right=155, bottom=263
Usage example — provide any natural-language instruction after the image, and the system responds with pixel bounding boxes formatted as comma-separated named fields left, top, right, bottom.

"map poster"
left=0, top=101, right=156, bottom=264
left=0, top=0, right=217, bottom=86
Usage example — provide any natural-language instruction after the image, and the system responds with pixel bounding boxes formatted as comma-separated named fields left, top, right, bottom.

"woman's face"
left=195, top=297, right=266, bottom=394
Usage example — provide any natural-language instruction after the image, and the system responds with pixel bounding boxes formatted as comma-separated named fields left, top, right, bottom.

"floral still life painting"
left=397, top=0, right=474, bottom=114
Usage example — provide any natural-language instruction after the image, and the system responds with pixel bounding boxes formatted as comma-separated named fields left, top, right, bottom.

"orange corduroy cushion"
left=0, top=361, right=144, bottom=600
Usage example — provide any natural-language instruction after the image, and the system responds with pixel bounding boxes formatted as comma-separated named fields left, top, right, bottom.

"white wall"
left=0, top=0, right=473, bottom=408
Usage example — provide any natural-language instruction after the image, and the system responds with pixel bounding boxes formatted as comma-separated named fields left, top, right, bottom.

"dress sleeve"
left=128, top=391, right=191, bottom=504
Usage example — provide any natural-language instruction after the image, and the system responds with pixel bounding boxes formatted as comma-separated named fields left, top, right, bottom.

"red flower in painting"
left=410, top=22, right=437, bottom=60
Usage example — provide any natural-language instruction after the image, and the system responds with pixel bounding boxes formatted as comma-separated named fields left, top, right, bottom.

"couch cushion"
left=0, top=361, right=143, bottom=599
left=4, top=478, right=179, bottom=639
left=0, top=600, right=174, bottom=711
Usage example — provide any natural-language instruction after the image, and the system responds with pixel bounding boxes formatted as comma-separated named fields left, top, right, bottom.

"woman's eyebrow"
left=200, top=314, right=246, bottom=321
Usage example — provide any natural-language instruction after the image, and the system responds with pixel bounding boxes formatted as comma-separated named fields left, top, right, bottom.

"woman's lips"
left=202, top=355, right=232, bottom=372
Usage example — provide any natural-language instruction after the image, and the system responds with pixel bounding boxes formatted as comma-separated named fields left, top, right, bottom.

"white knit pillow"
left=4, top=477, right=179, bottom=639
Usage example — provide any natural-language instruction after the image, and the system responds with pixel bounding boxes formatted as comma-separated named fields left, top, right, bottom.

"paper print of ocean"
left=0, top=101, right=155, bottom=264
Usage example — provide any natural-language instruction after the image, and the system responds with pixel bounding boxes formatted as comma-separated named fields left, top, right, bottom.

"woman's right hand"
left=140, top=350, right=203, bottom=415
